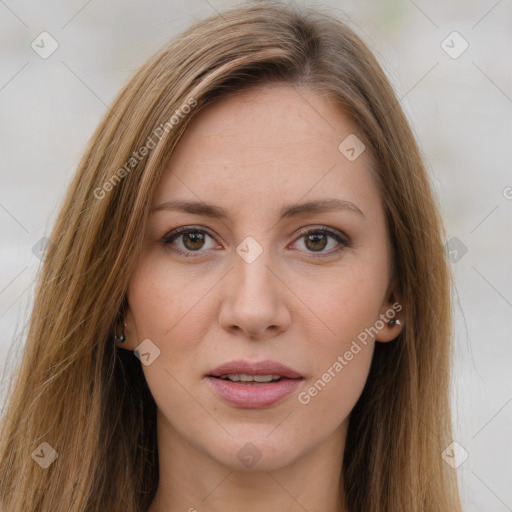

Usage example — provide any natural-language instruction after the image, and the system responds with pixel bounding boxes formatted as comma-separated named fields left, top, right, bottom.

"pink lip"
left=206, top=359, right=304, bottom=409
left=208, top=359, right=303, bottom=379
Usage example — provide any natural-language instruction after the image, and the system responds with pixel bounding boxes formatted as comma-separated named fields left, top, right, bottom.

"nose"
left=218, top=246, right=291, bottom=339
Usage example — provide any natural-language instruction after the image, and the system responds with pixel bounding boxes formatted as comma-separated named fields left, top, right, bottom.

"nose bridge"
left=232, top=234, right=276, bottom=303
left=218, top=234, right=289, bottom=337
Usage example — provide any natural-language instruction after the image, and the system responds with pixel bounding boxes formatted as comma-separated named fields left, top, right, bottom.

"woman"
left=0, top=2, right=464, bottom=511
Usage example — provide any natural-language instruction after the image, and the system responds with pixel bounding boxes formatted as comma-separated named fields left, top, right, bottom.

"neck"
left=147, top=411, right=349, bottom=512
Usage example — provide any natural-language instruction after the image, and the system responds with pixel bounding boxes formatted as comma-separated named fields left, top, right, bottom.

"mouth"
left=212, top=374, right=286, bottom=384
left=206, top=359, right=304, bottom=408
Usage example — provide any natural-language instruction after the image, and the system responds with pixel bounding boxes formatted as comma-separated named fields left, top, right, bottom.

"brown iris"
left=182, top=232, right=206, bottom=251
left=304, top=233, right=328, bottom=252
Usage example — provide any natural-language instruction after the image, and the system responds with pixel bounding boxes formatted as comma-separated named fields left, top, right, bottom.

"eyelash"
left=162, top=225, right=351, bottom=259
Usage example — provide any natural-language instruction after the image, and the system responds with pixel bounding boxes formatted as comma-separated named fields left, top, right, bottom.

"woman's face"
left=123, top=83, right=403, bottom=471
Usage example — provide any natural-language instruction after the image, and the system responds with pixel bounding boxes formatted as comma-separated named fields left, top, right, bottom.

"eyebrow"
left=152, top=198, right=365, bottom=220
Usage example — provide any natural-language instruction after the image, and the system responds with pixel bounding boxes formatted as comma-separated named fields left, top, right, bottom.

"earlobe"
left=114, top=303, right=133, bottom=349
left=114, top=331, right=126, bottom=344
left=119, top=307, right=141, bottom=351
left=114, top=319, right=128, bottom=348
left=375, top=317, right=404, bottom=343
left=375, top=283, right=404, bottom=342
left=375, top=298, right=404, bottom=342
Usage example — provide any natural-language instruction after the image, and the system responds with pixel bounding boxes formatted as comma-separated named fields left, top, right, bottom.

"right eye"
left=162, top=226, right=219, bottom=257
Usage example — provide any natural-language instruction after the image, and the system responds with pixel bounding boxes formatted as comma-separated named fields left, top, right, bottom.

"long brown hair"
left=0, top=2, right=463, bottom=510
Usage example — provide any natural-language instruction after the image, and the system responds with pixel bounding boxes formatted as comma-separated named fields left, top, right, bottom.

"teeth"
left=219, top=374, right=282, bottom=383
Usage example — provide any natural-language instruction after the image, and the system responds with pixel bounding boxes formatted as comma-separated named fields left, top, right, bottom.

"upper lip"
left=208, top=359, right=303, bottom=379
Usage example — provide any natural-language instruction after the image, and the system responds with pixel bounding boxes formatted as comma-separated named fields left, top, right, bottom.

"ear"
left=115, top=302, right=137, bottom=351
left=374, top=278, right=404, bottom=343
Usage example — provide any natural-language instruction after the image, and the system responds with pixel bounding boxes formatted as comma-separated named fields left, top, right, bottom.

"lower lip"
left=206, top=376, right=303, bottom=409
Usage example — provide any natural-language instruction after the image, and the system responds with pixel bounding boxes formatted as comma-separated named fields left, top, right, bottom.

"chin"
left=208, top=437, right=300, bottom=472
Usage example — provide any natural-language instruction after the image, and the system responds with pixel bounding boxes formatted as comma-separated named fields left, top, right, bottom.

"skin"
left=118, top=83, right=404, bottom=512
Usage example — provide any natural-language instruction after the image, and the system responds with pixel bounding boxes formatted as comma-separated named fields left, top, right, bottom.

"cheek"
left=296, top=277, right=377, bottom=416
left=290, top=262, right=384, bottom=411
left=127, top=256, right=200, bottom=341
left=127, top=255, right=217, bottom=388
left=293, top=264, right=387, bottom=348
left=127, top=260, right=206, bottom=423
left=298, top=343, right=373, bottom=430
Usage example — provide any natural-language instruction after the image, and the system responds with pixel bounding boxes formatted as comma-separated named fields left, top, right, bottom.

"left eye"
left=163, top=228, right=218, bottom=256
left=162, top=226, right=348, bottom=257
left=291, top=227, right=348, bottom=255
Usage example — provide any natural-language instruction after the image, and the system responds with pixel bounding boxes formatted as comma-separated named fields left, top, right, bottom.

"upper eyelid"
left=163, top=225, right=348, bottom=249
left=295, top=226, right=347, bottom=240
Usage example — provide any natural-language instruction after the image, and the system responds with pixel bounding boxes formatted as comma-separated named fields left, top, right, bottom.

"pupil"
left=181, top=232, right=328, bottom=252
left=184, top=232, right=204, bottom=250
left=305, top=234, right=327, bottom=251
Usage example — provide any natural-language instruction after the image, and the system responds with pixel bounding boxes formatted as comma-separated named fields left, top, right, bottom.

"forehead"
left=153, top=83, right=380, bottom=218
left=173, top=83, right=360, bottom=158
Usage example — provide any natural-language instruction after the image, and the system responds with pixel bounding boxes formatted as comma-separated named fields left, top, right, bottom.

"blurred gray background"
left=1, top=1, right=511, bottom=510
